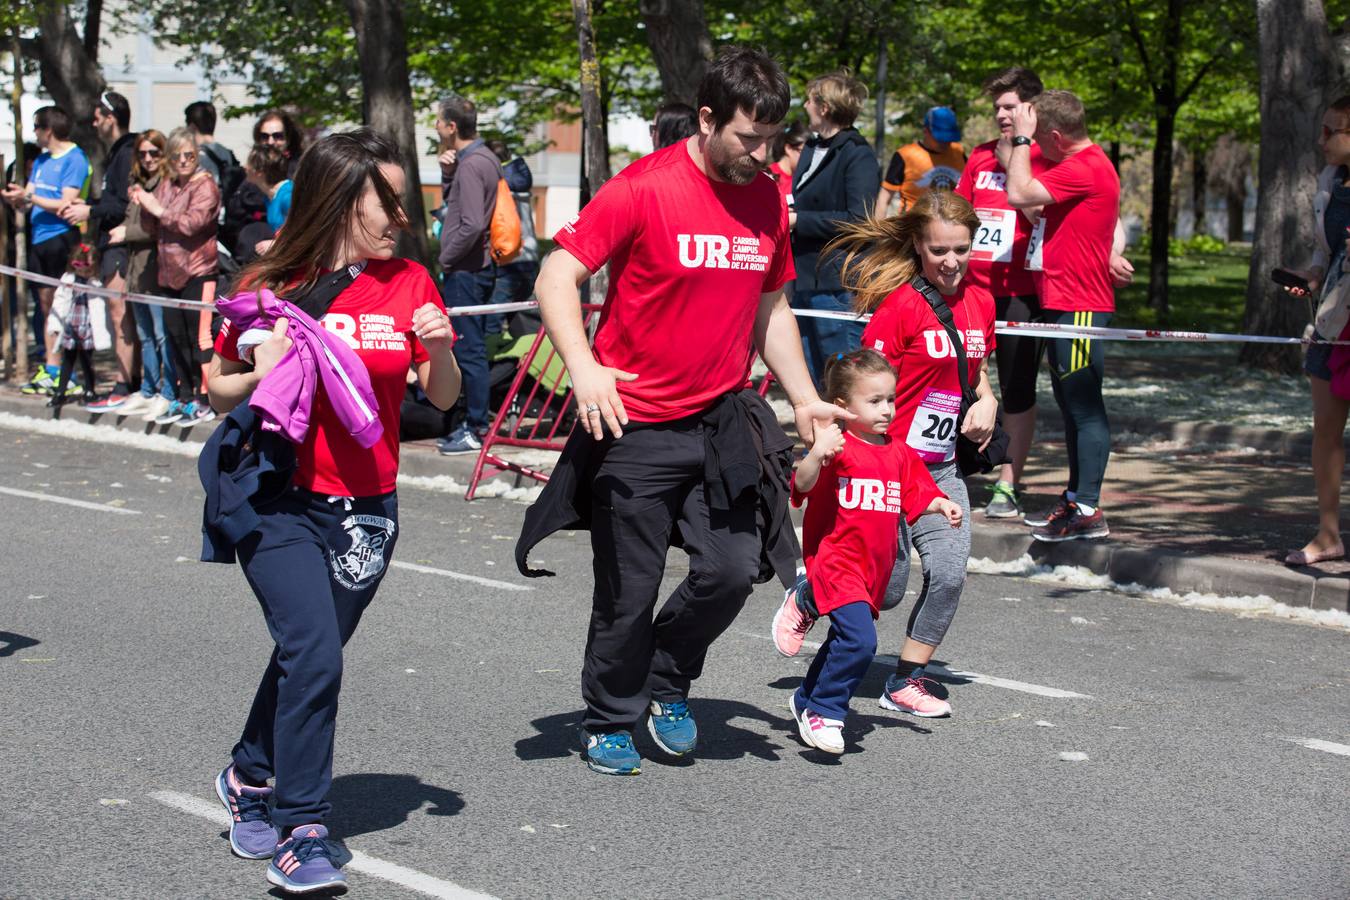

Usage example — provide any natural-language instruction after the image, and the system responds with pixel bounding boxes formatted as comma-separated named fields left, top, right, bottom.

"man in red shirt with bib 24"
left=529, top=48, right=842, bottom=776
left=1002, top=89, right=1123, bottom=542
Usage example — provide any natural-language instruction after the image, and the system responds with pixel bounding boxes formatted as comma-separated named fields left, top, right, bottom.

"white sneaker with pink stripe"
left=789, top=693, right=845, bottom=755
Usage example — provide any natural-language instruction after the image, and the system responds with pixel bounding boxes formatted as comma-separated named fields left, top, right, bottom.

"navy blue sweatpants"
left=793, top=601, right=877, bottom=721
left=231, top=487, right=398, bottom=830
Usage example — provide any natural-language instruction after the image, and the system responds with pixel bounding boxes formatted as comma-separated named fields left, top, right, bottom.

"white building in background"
left=2, top=11, right=656, bottom=243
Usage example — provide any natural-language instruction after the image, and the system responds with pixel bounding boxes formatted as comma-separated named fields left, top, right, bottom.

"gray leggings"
left=884, top=460, right=971, bottom=647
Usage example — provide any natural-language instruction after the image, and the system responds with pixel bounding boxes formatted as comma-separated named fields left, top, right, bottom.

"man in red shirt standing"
left=1003, top=89, right=1121, bottom=542
left=524, top=48, right=839, bottom=776
left=956, top=67, right=1045, bottom=520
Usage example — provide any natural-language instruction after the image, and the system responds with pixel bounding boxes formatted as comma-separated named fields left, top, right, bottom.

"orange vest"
left=885, top=141, right=967, bottom=210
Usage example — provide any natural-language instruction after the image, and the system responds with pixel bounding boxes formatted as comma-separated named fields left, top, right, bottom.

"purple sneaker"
left=267, top=824, right=347, bottom=895
left=214, top=765, right=279, bottom=859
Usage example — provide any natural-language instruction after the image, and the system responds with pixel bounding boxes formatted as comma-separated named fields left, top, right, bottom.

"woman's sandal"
left=1284, top=546, right=1346, bottom=566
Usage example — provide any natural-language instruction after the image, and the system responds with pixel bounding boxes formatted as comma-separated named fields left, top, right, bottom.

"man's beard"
left=707, top=135, right=762, bottom=185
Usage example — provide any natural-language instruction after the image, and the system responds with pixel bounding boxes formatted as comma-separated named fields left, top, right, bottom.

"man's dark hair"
left=487, top=139, right=510, bottom=162
left=438, top=95, right=477, bottom=138
left=35, top=106, right=72, bottom=141
left=100, top=91, right=131, bottom=130
left=185, top=101, right=218, bottom=136
left=982, top=67, right=1044, bottom=103
left=246, top=143, right=289, bottom=187
left=697, top=47, right=791, bottom=132
left=252, top=109, right=305, bottom=159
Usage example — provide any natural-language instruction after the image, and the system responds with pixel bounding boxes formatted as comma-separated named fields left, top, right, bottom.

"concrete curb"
left=3, top=389, right=1343, bottom=612
left=969, top=523, right=1349, bottom=613
left=1111, top=415, right=1330, bottom=456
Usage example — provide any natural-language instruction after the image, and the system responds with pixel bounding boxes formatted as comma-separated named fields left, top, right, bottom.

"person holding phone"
left=1279, top=95, right=1350, bottom=566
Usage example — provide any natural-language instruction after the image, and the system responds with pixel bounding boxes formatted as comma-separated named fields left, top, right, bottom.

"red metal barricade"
left=465, top=304, right=601, bottom=500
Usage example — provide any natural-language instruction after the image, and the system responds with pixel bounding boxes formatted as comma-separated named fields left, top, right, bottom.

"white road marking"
left=0, top=484, right=142, bottom=515
left=1282, top=737, right=1350, bottom=758
left=390, top=560, right=532, bottom=592
left=737, top=630, right=1092, bottom=699
left=148, top=791, right=498, bottom=899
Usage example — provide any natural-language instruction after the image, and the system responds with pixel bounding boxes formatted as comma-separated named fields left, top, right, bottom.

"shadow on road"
left=324, top=773, right=464, bottom=841
left=0, top=631, right=40, bottom=658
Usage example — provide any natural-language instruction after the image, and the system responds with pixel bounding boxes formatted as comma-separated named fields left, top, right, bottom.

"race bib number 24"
left=972, top=208, right=1017, bottom=263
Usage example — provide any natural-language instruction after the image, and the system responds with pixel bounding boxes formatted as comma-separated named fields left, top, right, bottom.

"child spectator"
left=48, top=242, right=101, bottom=407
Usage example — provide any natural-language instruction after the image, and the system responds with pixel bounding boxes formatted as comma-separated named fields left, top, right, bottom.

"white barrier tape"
left=4, top=261, right=1339, bottom=344
left=789, top=306, right=1349, bottom=346
left=0, top=262, right=213, bottom=311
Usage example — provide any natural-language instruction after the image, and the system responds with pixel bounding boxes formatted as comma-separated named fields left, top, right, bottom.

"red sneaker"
left=1031, top=503, right=1110, bottom=542
left=770, top=577, right=816, bottom=657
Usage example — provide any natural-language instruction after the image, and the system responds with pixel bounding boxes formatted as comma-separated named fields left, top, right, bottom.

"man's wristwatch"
left=1012, top=136, right=1033, bottom=147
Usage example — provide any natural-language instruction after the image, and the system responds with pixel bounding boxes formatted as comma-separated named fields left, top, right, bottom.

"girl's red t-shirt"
left=792, top=432, right=943, bottom=616
left=215, top=257, right=445, bottom=497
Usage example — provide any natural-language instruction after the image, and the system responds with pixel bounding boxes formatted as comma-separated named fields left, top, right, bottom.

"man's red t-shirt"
left=1033, top=143, right=1120, bottom=313
left=552, top=141, right=795, bottom=422
left=768, top=161, right=794, bottom=211
left=792, top=432, right=943, bottom=616
left=861, top=282, right=996, bottom=465
left=955, top=140, right=1042, bottom=298
left=215, top=257, right=444, bottom=497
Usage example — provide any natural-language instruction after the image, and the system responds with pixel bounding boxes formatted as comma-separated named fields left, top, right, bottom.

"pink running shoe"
left=878, top=673, right=952, bottom=718
left=789, top=693, right=844, bottom=754
left=771, top=577, right=817, bottom=657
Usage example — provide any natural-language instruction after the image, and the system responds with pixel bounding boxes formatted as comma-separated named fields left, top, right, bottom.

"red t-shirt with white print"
left=955, top=140, right=1043, bottom=298
left=552, top=141, right=795, bottom=422
left=792, top=432, right=944, bottom=616
left=861, top=282, right=996, bottom=465
left=215, top=257, right=445, bottom=497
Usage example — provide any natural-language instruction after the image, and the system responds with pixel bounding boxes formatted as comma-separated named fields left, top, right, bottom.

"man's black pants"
left=583, top=418, right=760, bottom=734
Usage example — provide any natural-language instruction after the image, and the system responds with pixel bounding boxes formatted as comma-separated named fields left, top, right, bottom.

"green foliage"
left=1168, top=233, right=1228, bottom=257
left=1115, top=248, right=1249, bottom=332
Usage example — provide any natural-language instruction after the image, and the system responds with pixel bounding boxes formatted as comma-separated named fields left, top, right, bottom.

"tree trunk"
left=9, top=32, right=29, bottom=382
left=1242, top=0, right=1333, bottom=372
left=29, top=4, right=106, bottom=159
left=639, top=0, right=711, bottom=108
left=1226, top=188, right=1246, bottom=243
left=572, top=0, right=611, bottom=198
left=343, top=0, right=428, bottom=264
left=1191, top=146, right=1208, bottom=238
left=1147, top=110, right=1176, bottom=320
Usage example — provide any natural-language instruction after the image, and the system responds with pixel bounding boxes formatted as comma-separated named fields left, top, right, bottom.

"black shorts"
left=31, top=230, right=79, bottom=279
left=992, top=293, right=1044, bottom=415
left=100, top=245, right=130, bottom=282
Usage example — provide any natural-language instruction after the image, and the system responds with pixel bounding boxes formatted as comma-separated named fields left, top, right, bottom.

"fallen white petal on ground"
left=1058, top=751, right=1090, bottom=762
left=0, top=411, right=201, bottom=457
left=968, top=554, right=1350, bottom=631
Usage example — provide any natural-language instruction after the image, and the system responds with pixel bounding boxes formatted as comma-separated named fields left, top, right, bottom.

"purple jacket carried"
left=216, top=288, right=383, bottom=448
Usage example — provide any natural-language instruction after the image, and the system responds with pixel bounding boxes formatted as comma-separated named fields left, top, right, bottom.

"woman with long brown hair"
left=205, top=128, right=460, bottom=895
left=840, top=192, right=997, bottom=718
left=107, top=129, right=177, bottom=418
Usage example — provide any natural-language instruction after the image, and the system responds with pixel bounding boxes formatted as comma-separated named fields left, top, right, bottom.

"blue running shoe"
left=267, top=824, right=347, bottom=895
left=646, top=699, right=697, bottom=756
left=580, top=729, right=641, bottom=775
left=214, top=765, right=279, bottom=859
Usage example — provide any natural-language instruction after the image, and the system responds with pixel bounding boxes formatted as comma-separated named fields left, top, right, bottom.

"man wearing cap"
left=876, top=106, right=967, bottom=216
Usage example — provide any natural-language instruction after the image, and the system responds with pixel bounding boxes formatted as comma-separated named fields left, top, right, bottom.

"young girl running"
left=205, top=129, right=461, bottom=895
left=774, top=349, right=962, bottom=754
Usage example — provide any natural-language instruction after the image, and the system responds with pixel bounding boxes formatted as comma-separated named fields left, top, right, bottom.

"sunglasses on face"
left=139, top=148, right=162, bottom=158
left=172, top=151, right=197, bottom=161
left=260, top=131, right=286, bottom=142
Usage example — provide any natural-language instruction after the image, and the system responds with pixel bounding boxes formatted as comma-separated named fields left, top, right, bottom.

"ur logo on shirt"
left=677, top=233, right=771, bottom=272
left=921, top=328, right=987, bottom=360
left=975, top=170, right=1007, bottom=191
left=838, top=476, right=904, bottom=513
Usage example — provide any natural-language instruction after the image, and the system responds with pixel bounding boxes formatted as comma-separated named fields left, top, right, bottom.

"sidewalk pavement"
left=3, top=384, right=1345, bottom=614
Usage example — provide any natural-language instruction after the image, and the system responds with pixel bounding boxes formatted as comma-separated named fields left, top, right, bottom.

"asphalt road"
left=0, top=426, right=1346, bottom=899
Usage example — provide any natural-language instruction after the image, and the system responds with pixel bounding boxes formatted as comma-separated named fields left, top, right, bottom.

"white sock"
left=1076, top=501, right=1096, bottom=515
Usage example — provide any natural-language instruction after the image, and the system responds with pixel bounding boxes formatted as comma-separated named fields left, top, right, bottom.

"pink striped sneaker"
left=879, top=673, right=952, bottom=718
left=771, top=576, right=817, bottom=657
left=789, top=693, right=844, bottom=754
